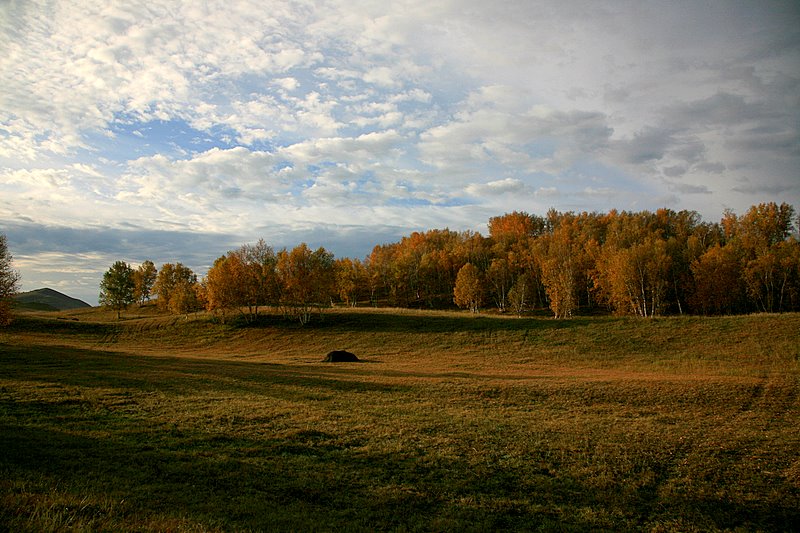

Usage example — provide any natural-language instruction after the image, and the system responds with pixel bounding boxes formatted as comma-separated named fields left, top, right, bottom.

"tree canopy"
left=99, top=261, right=136, bottom=319
left=99, top=202, right=800, bottom=321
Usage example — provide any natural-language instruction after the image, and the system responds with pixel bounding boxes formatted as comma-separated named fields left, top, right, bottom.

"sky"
left=1, top=1, right=799, bottom=305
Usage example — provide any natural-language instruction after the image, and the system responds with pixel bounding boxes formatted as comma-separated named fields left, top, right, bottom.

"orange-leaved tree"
left=595, top=236, right=671, bottom=317
left=335, top=257, right=368, bottom=307
left=133, top=260, right=157, bottom=306
left=453, top=262, right=484, bottom=313
left=153, top=263, right=199, bottom=314
left=202, top=253, right=246, bottom=322
left=276, top=243, right=335, bottom=324
left=688, top=244, right=745, bottom=315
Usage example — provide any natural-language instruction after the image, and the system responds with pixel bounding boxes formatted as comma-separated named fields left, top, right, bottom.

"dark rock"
left=323, top=350, right=360, bottom=362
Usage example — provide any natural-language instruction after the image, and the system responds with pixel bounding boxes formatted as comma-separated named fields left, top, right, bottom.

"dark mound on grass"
left=323, top=350, right=360, bottom=362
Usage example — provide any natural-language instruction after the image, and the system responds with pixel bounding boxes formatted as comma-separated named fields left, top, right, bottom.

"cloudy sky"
left=1, top=1, right=798, bottom=304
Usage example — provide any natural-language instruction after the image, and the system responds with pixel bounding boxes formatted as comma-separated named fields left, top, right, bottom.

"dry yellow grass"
left=1, top=308, right=798, bottom=530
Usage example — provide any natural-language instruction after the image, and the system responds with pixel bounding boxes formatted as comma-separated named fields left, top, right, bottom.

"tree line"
left=98, top=202, right=800, bottom=322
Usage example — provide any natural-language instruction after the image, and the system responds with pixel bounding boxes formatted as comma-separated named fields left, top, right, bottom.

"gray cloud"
left=2, top=1, right=799, bottom=298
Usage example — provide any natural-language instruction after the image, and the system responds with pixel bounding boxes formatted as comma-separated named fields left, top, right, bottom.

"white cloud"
left=1, top=0, right=799, bottom=298
left=466, top=178, right=527, bottom=197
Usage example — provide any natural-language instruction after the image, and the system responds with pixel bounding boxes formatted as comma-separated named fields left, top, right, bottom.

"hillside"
left=1, top=309, right=798, bottom=531
left=13, top=288, right=92, bottom=311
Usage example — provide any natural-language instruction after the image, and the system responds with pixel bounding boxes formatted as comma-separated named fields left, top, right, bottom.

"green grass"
left=1, top=308, right=799, bottom=531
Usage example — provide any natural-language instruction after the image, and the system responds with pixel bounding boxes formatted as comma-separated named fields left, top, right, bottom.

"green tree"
left=99, top=261, right=136, bottom=319
left=0, top=234, right=21, bottom=326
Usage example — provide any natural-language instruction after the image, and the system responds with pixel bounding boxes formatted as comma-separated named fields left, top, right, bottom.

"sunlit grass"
left=1, top=309, right=798, bottom=530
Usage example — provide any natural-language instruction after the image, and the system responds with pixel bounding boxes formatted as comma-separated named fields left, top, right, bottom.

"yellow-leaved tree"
left=276, top=243, right=335, bottom=324
left=153, top=263, right=199, bottom=315
left=453, top=262, right=484, bottom=313
left=688, top=244, right=745, bottom=315
left=595, top=237, right=671, bottom=317
left=133, top=260, right=157, bottom=306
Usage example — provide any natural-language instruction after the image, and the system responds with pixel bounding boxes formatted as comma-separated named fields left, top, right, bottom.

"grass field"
left=1, top=307, right=799, bottom=531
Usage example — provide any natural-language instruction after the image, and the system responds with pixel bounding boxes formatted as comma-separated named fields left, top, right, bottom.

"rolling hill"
left=12, top=288, right=92, bottom=311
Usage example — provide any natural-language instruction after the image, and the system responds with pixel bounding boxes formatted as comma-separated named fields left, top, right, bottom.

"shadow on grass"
left=2, top=341, right=798, bottom=531
left=3, top=400, right=795, bottom=532
left=0, top=338, right=588, bottom=531
left=237, top=309, right=606, bottom=335
left=0, top=418, right=562, bottom=531
left=0, top=342, right=408, bottom=399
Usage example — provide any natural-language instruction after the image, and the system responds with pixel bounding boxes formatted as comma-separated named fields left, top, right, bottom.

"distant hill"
left=13, top=288, right=92, bottom=312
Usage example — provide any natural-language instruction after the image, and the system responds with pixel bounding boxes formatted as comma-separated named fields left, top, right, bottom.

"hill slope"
left=13, top=288, right=92, bottom=311
left=1, top=310, right=798, bottom=531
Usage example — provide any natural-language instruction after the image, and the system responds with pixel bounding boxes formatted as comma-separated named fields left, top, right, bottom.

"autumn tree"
left=99, top=261, right=136, bottom=319
left=539, top=231, right=580, bottom=319
left=237, top=239, right=279, bottom=319
left=336, top=257, right=368, bottom=307
left=453, top=263, right=484, bottom=313
left=153, top=263, right=199, bottom=314
left=595, top=236, right=671, bottom=317
left=507, top=273, right=534, bottom=317
left=536, top=213, right=600, bottom=318
left=736, top=202, right=795, bottom=255
left=202, top=253, right=246, bottom=322
left=488, top=211, right=546, bottom=244
left=743, top=239, right=800, bottom=313
left=366, top=244, right=395, bottom=306
left=276, top=243, right=335, bottom=324
left=0, top=234, right=21, bottom=326
left=688, top=244, right=745, bottom=315
left=133, top=260, right=157, bottom=305
left=487, top=258, right=512, bottom=312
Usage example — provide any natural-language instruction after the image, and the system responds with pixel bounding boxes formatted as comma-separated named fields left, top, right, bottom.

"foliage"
left=152, top=263, right=199, bottom=315
left=133, top=260, right=157, bottom=305
left=689, top=244, right=745, bottom=314
left=201, top=253, right=245, bottom=321
left=507, top=273, right=532, bottom=317
left=0, top=233, right=21, bottom=326
left=335, top=257, right=368, bottom=307
left=743, top=239, right=800, bottom=313
left=595, top=237, right=672, bottom=317
left=102, top=202, right=800, bottom=320
left=276, top=243, right=335, bottom=324
left=99, top=261, right=135, bottom=319
left=453, top=262, right=484, bottom=313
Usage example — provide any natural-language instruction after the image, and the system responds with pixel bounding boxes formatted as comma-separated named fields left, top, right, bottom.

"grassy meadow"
left=1, top=306, right=799, bottom=531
